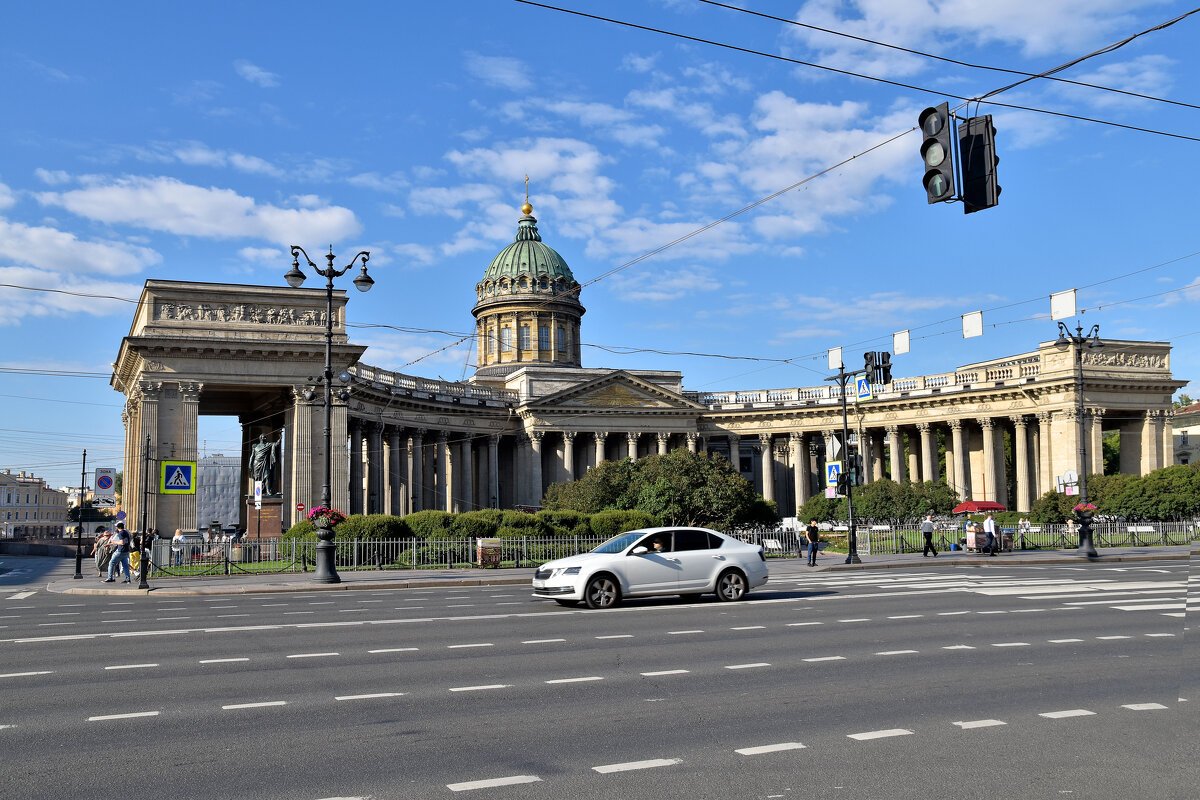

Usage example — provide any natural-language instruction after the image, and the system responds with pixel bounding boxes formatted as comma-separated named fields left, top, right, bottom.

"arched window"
left=557, top=327, right=567, bottom=353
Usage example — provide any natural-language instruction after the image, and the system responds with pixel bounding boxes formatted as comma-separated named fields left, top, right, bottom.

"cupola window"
left=500, top=327, right=512, bottom=353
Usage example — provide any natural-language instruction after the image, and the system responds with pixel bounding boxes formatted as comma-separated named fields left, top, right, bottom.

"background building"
left=1, top=470, right=69, bottom=538
left=196, top=455, right=241, bottom=532
left=1172, top=402, right=1200, bottom=466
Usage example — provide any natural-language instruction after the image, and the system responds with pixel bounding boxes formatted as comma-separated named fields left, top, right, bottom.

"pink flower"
left=307, top=506, right=346, bottom=526
left=1072, top=502, right=1096, bottom=512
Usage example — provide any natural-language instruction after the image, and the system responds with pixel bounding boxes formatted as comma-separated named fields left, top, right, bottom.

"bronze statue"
left=250, top=434, right=281, bottom=496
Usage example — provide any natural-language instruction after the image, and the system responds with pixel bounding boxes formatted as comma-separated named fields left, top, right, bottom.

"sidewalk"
left=45, top=544, right=1191, bottom=597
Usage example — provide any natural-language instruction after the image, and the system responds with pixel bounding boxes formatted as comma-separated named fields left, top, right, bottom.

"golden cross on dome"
left=524, top=174, right=529, bottom=202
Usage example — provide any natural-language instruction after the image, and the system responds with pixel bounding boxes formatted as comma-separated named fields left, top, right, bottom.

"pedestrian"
left=93, top=525, right=111, bottom=576
left=104, top=523, right=132, bottom=583
left=1066, top=518, right=1077, bottom=545
left=805, top=519, right=820, bottom=566
left=983, top=512, right=998, bottom=556
left=921, top=513, right=938, bottom=557
left=171, top=529, right=186, bottom=567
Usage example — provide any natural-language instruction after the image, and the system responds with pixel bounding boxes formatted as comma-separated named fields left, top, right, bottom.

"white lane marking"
left=848, top=729, right=913, bottom=741
left=731, top=625, right=765, bottom=630
left=88, top=711, right=159, bottom=722
left=5, top=592, right=35, bottom=600
left=641, top=669, right=689, bottom=676
left=261, top=603, right=288, bottom=607
left=954, top=719, right=1006, bottom=729
left=545, top=676, right=603, bottom=684
left=336, top=692, right=406, bottom=701
left=218, top=614, right=250, bottom=618
left=1048, top=639, right=1083, bottom=644
left=736, top=742, right=806, bottom=755
left=1039, top=709, right=1095, bottom=719
left=596, top=633, right=629, bottom=639
left=803, top=656, right=845, bottom=662
left=357, top=600, right=382, bottom=603
left=200, top=658, right=248, bottom=664
left=223, top=701, right=287, bottom=710
left=668, top=630, right=704, bottom=635
left=839, top=618, right=871, bottom=623
left=0, top=724, right=14, bottom=730
left=592, top=758, right=681, bottom=773
left=449, top=684, right=510, bottom=692
left=523, top=638, right=566, bottom=644
left=977, top=611, right=1007, bottom=615
left=104, top=663, right=158, bottom=670
left=1114, top=604, right=1184, bottom=611
left=725, top=662, right=771, bottom=670
left=157, top=617, right=191, bottom=621
left=284, top=611, right=315, bottom=615
left=1010, top=609, right=1046, bottom=613
left=102, top=611, right=133, bottom=614
left=888, top=615, right=923, bottom=619
left=447, top=775, right=541, bottom=792
left=447, top=605, right=475, bottom=608
left=286, top=652, right=339, bottom=659
left=1097, top=636, right=1132, bottom=640
left=1122, top=703, right=1168, bottom=711
left=787, top=621, right=823, bottom=627
left=308, top=602, right=334, bottom=605
left=1, top=671, right=53, bottom=678
left=369, top=647, right=418, bottom=654
left=992, top=642, right=1030, bottom=647
left=47, top=612, right=80, bottom=617
left=1145, top=633, right=1176, bottom=637
left=943, top=645, right=976, bottom=650
left=876, top=650, right=918, bottom=656
left=447, top=643, right=493, bottom=649
left=938, top=611, right=972, bottom=616
left=38, top=623, right=75, bottom=627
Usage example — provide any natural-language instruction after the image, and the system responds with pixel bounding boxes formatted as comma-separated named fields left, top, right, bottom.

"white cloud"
left=0, top=182, right=13, bottom=210
left=34, top=169, right=71, bottom=186
left=36, top=175, right=361, bottom=246
left=234, top=60, right=280, bottom=88
left=465, top=54, right=532, bottom=91
left=1060, top=55, right=1176, bottom=111
left=622, top=53, right=659, bottom=73
left=609, top=266, right=722, bottom=302
left=172, top=142, right=283, bottom=177
left=347, top=171, right=409, bottom=192
left=393, top=243, right=437, bottom=266
left=0, top=265, right=141, bottom=325
left=0, top=217, right=160, bottom=275
left=238, top=246, right=284, bottom=266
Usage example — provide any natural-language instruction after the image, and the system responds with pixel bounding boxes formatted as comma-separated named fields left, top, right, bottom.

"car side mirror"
left=631, top=546, right=648, bottom=555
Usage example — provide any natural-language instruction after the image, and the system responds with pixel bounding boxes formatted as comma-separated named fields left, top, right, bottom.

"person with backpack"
left=104, top=523, right=132, bottom=583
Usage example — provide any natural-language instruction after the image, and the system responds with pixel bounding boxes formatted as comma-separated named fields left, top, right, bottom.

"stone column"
left=289, top=387, right=317, bottom=524
left=657, top=432, right=669, bottom=456
left=978, top=417, right=997, bottom=502
left=348, top=419, right=364, bottom=515
left=1012, top=415, right=1031, bottom=513
left=593, top=431, right=607, bottom=468
left=686, top=432, right=698, bottom=453
left=529, top=431, right=544, bottom=507
left=436, top=432, right=452, bottom=512
left=887, top=425, right=903, bottom=482
left=1087, top=408, right=1105, bottom=477
left=386, top=426, right=405, bottom=516
left=177, top=382, right=201, bottom=531
left=727, top=434, right=740, bottom=470
left=1140, top=411, right=1158, bottom=475
left=950, top=419, right=966, bottom=496
left=758, top=433, right=774, bottom=503
left=1161, top=409, right=1174, bottom=466
left=870, top=433, right=884, bottom=483
left=1036, top=412, right=1052, bottom=496
left=460, top=437, right=474, bottom=512
left=487, top=434, right=500, bottom=508
left=906, top=428, right=920, bottom=484
left=135, top=382, right=160, bottom=534
left=791, top=433, right=809, bottom=509
left=627, top=432, right=640, bottom=461
left=407, top=429, right=424, bottom=513
left=563, top=432, right=576, bottom=482
left=918, top=422, right=937, bottom=483
left=366, top=422, right=384, bottom=514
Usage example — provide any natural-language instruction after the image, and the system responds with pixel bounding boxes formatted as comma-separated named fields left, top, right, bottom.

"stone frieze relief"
left=156, top=301, right=331, bottom=327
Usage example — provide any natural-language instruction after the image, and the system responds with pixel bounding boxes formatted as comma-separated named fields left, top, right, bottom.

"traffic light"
left=877, top=351, right=892, bottom=384
left=919, top=102, right=955, bottom=204
left=864, top=351, right=876, bottom=379
left=836, top=470, right=850, bottom=495
left=959, top=115, right=1000, bottom=213
left=850, top=453, right=863, bottom=486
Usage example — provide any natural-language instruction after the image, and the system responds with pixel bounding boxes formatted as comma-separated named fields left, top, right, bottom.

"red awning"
left=952, top=500, right=1007, bottom=513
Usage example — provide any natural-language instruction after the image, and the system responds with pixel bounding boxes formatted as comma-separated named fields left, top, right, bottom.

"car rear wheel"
left=584, top=574, right=621, bottom=609
left=715, top=569, right=748, bottom=602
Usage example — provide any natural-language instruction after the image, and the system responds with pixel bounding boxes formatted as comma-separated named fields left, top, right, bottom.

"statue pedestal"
left=245, top=496, right=284, bottom=540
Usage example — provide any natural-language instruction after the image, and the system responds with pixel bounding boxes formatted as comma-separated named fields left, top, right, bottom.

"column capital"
left=687, top=432, right=699, bottom=445
left=530, top=430, right=544, bottom=444
left=594, top=431, right=608, bottom=442
left=1035, top=411, right=1052, bottom=424
left=563, top=430, right=576, bottom=443
left=179, top=381, right=204, bottom=402
left=410, top=427, right=427, bottom=440
left=1010, top=414, right=1029, bottom=428
left=977, top=417, right=995, bottom=430
left=488, top=433, right=501, bottom=446
left=949, top=418, right=963, bottom=431
left=789, top=431, right=803, bottom=445
left=137, top=380, right=163, bottom=400
left=658, top=432, right=670, bottom=445
left=1086, top=407, right=1105, bottom=420
left=436, top=429, right=449, bottom=443
left=885, top=424, right=899, bottom=434
left=758, top=432, right=772, bottom=445
left=916, top=421, right=930, bottom=433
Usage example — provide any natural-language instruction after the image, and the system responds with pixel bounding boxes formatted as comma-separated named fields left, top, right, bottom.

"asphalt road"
left=1, top=555, right=1195, bottom=799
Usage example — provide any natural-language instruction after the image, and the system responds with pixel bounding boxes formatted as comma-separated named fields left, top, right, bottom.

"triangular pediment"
left=527, top=370, right=702, bottom=411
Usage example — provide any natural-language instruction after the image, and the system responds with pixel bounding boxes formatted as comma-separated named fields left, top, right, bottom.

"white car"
left=532, top=526, right=769, bottom=609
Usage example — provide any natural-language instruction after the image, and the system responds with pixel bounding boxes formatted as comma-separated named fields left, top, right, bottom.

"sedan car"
left=532, top=526, right=768, bottom=609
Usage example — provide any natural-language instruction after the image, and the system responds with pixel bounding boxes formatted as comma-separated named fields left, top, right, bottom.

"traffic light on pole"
left=959, top=115, right=1000, bottom=213
left=877, top=351, right=892, bottom=384
left=836, top=470, right=850, bottom=495
left=864, top=351, right=876, bottom=379
left=919, top=102, right=955, bottom=204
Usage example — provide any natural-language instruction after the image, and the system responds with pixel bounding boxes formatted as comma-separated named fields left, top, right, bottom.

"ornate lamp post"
left=285, top=245, right=373, bottom=583
left=1055, top=321, right=1103, bottom=557
left=73, top=449, right=86, bottom=579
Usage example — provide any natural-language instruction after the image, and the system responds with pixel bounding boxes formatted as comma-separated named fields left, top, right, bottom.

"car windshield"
left=590, top=531, right=646, bottom=555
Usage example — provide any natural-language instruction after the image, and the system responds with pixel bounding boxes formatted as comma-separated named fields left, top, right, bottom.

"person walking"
left=983, top=512, right=998, bottom=556
left=805, top=519, right=820, bottom=567
left=171, top=529, right=186, bottom=567
left=921, top=513, right=938, bottom=557
left=104, top=523, right=132, bottom=583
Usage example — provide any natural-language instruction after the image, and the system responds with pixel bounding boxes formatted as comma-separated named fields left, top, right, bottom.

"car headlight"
left=562, top=566, right=581, bottom=576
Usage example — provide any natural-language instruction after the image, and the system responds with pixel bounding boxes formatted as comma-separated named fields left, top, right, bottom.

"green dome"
left=480, top=212, right=576, bottom=285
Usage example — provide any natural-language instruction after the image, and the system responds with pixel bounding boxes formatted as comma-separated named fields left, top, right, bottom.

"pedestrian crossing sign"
left=855, top=376, right=873, bottom=401
left=826, top=461, right=842, bottom=488
left=160, top=460, right=196, bottom=494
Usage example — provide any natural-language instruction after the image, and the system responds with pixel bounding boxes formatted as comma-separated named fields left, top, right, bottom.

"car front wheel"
left=584, top=574, right=621, bottom=609
left=715, top=569, right=748, bottom=602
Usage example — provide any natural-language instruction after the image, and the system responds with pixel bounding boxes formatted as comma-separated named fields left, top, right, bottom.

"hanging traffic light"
left=836, top=470, right=850, bottom=495
left=864, top=351, right=877, bottom=378
left=919, top=102, right=955, bottom=204
left=877, top=351, right=892, bottom=384
left=959, top=115, right=1000, bottom=213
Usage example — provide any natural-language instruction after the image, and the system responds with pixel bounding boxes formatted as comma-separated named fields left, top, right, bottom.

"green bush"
left=402, top=510, right=455, bottom=539
left=537, top=509, right=586, bottom=532
left=499, top=510, right=541, bottom=529
left=283, top=520, right=316, bottom=541
left=452, top=511, right=500, bottom=539
left=336, top=514, right=411, bottom=540
left=589, top=509, right=656, bottom=539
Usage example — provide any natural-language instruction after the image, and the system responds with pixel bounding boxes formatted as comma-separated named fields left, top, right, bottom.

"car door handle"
left=711, top=555, right=725, bottom=560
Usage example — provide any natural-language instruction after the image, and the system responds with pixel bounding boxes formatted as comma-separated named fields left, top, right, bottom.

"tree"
left=1030, top=490, right=1073, bottom=523
left=1173, top=393, right=1194, bottom=410
left=1102, top=431, right=1120, bottom=476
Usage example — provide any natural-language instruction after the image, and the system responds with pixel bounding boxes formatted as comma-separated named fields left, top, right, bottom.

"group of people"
left=93, top=523, right=159, bottom=582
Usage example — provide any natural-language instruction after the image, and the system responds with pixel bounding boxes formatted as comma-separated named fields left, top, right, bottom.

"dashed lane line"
left=803, top=656, right=845, bottom=662
left=88, top=711, right=159, bottom=722
left=447, top=775, right=541, bottom=792
left=523, top=638, right=566, bottom=644
left=545, top=676, right=604, bottom=684
left=596, top=634, right=632, bottom=639
left=200, top=658, right=248, bottom=664
left=847, top=729, right=913, bottom=741
left=787, top=621, right=823, bottom=627
left=592, top=758, right=681, bottom=774
left=725, top=662, right=771, bottom=670
left=991, top=642, right=1030, bottom=647
left=1122, top=703, right=1168, bottom=711
left=943, top=645, right=975, bottom=650
left=876, top=650, right=918, bottom=656
left=954, top=719, right=1006, bottom=729
left=335, top=692, right=406, bottom=701
left=1039, top=709, right=1095, bottom=719
left=735, top=742, right=806, bottom=756
left=1096, top=635, right=1132, bottom=640
left=104, top=663, right=159, bottom=670
left=1, top=671, right=53, bottom=678
left=222, top=701, right=287, bottom=710
left=641, top=669, right=689, bottom=676
left=731, top=625, right=766, bottom=630
left=287, top=652, right=340, bottom=659
left=1048, top=639, right=1084, bottom=643
left=449, top=684, right=511, bottom=692
left=447, top=643, right=493, bottom=649
left=369, top=647, right=418, bottom=654
left=668, top=630, right=704, bottom=635
left=5, top=592, right=36, bottom=600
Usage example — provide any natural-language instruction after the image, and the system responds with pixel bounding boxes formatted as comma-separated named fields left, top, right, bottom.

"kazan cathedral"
left=113, top=199, right=1182, bottom=537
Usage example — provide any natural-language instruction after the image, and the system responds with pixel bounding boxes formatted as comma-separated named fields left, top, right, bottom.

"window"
left=519, top=325, right=531, bottom=350
left=673, top=529, right=716, bottom=551
left=557, top=327, right=566, bottom=352
left=487, top=328, right=495, bottom=354
left=500, top=327, right=512, bottom=353
left=539, top=325, right=550, bottom=350
left=1182, top=431, right=1190, bottom=446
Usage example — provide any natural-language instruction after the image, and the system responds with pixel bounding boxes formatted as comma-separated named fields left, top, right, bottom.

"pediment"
left=528, top=371, right=702, bottom=411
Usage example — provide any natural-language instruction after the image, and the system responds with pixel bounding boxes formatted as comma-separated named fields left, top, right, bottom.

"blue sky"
left=3, top=0, right=1198, bottom=489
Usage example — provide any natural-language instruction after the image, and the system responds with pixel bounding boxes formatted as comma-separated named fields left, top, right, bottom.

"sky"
left=3, top=0, right=1198, bottom=490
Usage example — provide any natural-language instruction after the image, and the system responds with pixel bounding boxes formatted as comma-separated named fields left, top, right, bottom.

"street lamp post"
left=1055, top=321, right=1103, bottom=558
left=286, top=245, right=373, bottom=584
left=74, top=449, right=86, bottom=579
